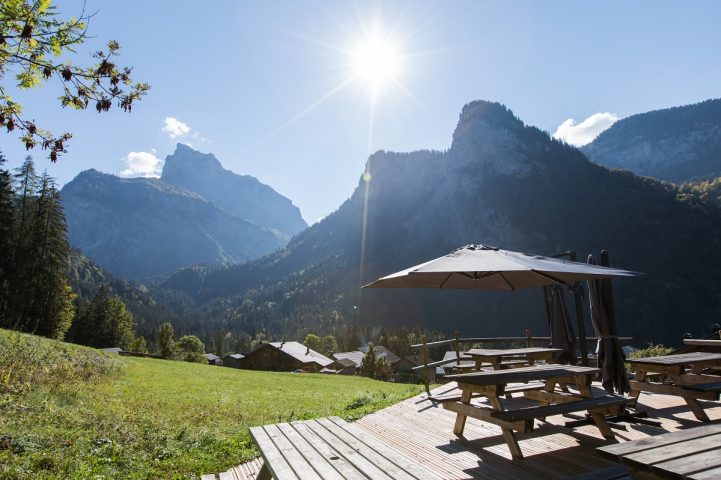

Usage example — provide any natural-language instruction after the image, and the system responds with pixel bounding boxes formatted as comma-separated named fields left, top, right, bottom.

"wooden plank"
left=217, top=472, right=233, bottom=480
left=598, top=424, right=721, bottom=457
left=274, top=423, right=346, bottom=480
left=289, top=421, right=368, bottom=480
left=466, top=347, right=562, bottom=356
left=684, top=339, right=721, bottom=346
left=327, top=416, right=444, bottom=480
left=628, top=352, right=721, bottom=366
left=263, top=424, right=324, bottom=480
left=200, top=475, right=216, bottom=480
left=683, top=381, right=721, bottom=392
left=442, top=400, right=532, bottom=433
left=448, top=365, right=598, bottom=385
left=490, top=397, right=626, bottom=422
left=628, top=380, right=718, bottom=400
left=622, top=433, right=721, bottom=466
left=690, top=465, right=721, bottom=480
left=314, top=417, right=421, bottom=480
left=569, top=465, right=630, bottom=480
left=652, top=448, right=721, bottom=477
left=303, top=419, right=399, bottom=480
left=249, top=426, right=301, bottom=480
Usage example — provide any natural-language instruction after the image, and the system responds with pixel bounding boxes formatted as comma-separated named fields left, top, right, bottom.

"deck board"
left=220, top=382, right=721, bottom=479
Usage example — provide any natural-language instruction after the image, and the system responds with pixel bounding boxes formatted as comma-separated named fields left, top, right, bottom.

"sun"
left=350, top=25, right=402, bottom=98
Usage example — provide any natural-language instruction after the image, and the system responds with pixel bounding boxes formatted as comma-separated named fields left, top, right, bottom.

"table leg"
left=627, top=370, right=646, bottom=407
left=488, top=395, right=523, bottom=459
left=453, top=389, right=472, bottom=435
left=685, top=398, right=711, bottom=422
left=577, top=374, right=616, bottom=440
left=256, top=463, right=272, bottom=480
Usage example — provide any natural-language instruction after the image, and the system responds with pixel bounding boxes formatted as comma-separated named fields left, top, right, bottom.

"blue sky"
left=4, top=0, right=720, bottom=223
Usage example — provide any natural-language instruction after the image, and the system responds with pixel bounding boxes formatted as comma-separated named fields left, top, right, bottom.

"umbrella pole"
left=569, top=251, right=589, bottom=367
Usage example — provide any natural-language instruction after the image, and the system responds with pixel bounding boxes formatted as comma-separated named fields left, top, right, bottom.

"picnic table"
left=598, top=423, right=721, bottom=479
left=627, top=352, right=721, bottom=421
left=442, top=364, right=627, bottom=459
left=465, top=346, right=562, bottom=370
left=249, top=416, right=443, bottom=480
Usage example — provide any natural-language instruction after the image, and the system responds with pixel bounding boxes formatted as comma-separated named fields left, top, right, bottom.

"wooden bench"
left=489, top=396, right=626, bottom=422
left=249, top=416, right=443, bottom=480
left=682, top=381, right=721, bottom=394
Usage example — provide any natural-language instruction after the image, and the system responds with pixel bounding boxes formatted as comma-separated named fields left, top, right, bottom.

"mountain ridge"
left=159, top=100, right=721, bottom=345
left=582, top=98, right=721, bottom=183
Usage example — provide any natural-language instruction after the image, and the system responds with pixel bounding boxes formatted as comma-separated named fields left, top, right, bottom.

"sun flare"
left=351, top=26, right=401, bottom=97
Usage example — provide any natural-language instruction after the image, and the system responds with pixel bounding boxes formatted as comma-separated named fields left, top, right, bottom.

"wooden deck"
left=213, top=382, right=721, bottom=479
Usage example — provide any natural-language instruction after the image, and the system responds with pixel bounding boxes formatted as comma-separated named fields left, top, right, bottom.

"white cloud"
left=162, top=117, right=191, bottom=139
left=120, top=151, right=164, bottom=178
left=552, top=112, right=619, bottom=147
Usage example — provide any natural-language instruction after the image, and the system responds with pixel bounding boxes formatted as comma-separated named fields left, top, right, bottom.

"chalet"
left=205, top=353, right=222, bottom=365
left=326, top=357, right=356, bottom=375
left=222, top=353, right=245, bottom=368
left=239, top=341, right=332, bottom=372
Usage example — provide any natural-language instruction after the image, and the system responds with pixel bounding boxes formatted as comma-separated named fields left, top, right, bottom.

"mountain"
left=61, top=169, right=286, bottom=280
left=582, top=99, right=721, bottom=183
left=161, top=144, right=307, bottom=237
left=162, top=101, right=721, bottom=346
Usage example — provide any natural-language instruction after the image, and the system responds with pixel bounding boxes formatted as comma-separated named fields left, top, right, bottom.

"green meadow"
left=0, top=330, right=423, bottom=479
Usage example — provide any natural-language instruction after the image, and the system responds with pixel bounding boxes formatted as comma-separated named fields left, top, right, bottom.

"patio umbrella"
left=587, top=254, right=629, bottom=394
left=545, top=284, right=578, bottom=364
left=364, top=245, right=639, bottom=291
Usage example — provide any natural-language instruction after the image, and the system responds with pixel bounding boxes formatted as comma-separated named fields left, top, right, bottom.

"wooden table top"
left=465, top=347, right=562, bottom=357
left=598, top=423, right=721, bottom=479
left=446, top=364, right=599, bottom=386
left=627, top=352, right=721, bottom=366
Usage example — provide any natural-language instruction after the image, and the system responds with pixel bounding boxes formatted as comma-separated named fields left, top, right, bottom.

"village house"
left=238, top=341, right=333, bottom=372
left=205, top=353, right=222, bottom=365
left=221, top=353, right=245, bottom=368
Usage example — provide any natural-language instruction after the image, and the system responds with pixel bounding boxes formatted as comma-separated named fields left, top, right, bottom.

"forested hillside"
left=159, top=101, right=721, bottom=346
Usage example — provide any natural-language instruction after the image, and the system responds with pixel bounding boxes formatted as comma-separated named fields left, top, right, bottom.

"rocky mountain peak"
left=161, top=143, right=224, bottom=178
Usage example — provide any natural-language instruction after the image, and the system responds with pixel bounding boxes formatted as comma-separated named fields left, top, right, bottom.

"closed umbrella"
left=545, top=284, right=578, bottom=364
left=588, top=254, right=629, bottom=394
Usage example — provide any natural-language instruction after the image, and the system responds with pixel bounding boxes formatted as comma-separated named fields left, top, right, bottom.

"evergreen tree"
left=0, top=154, right=14, bottom=323
left=68, top=286, right=136, bottom=348
left=25, top=173, right=74, bottom=339
left=157, top=322, right=176, bottom=358
left=360, top=343, right=378, bottom=378
left=5, top=157, right=37, bottom=330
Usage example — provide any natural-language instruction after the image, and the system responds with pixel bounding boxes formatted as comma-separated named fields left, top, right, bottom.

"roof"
left=102, top=347, right=123, bottom=354
left=268, top=341, right=333, bottom=367
left=333, top=357, right=357, bottom=368
left=333, top=351, right=365, bottom=367
left=223, top=353, right=245, bottom=360
left=358, top=346, right=401, bottom=365
left=205, top=353, right=220, bottom=361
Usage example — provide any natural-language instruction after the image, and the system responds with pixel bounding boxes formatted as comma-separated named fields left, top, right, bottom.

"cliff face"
left=161, top=144, right=307, bottom=237
left=61, top=169, right=286, bottom=280
left=583, top=99, right=721, bottom=183
left=163, top=100, right=721, bottom=345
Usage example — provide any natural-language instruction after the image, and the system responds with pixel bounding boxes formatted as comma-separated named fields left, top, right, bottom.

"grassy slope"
left=0, top=331, right=423, bottom=479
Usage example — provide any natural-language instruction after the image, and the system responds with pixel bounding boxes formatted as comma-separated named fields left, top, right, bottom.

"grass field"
left=0, top=330, right=424, bottom=479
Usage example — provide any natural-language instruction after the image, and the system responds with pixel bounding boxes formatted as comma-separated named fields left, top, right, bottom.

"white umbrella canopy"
left=363, top=245, right=640, bottom=291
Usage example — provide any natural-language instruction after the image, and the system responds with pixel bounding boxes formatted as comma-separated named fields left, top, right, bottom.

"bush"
left=174, top=335, right=206, bottom=363
left=626, top=343, right=674, bottom=372
left=0, top=329, right=121, bottom=395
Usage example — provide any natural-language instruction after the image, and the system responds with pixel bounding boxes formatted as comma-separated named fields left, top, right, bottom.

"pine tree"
left=157, top=322, right=176, bottom=358
left=25, top=173, right=74, bottom=339
left=0, top=153, right=14, bottom=323
left=5, top=157, right=37, bottom=330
